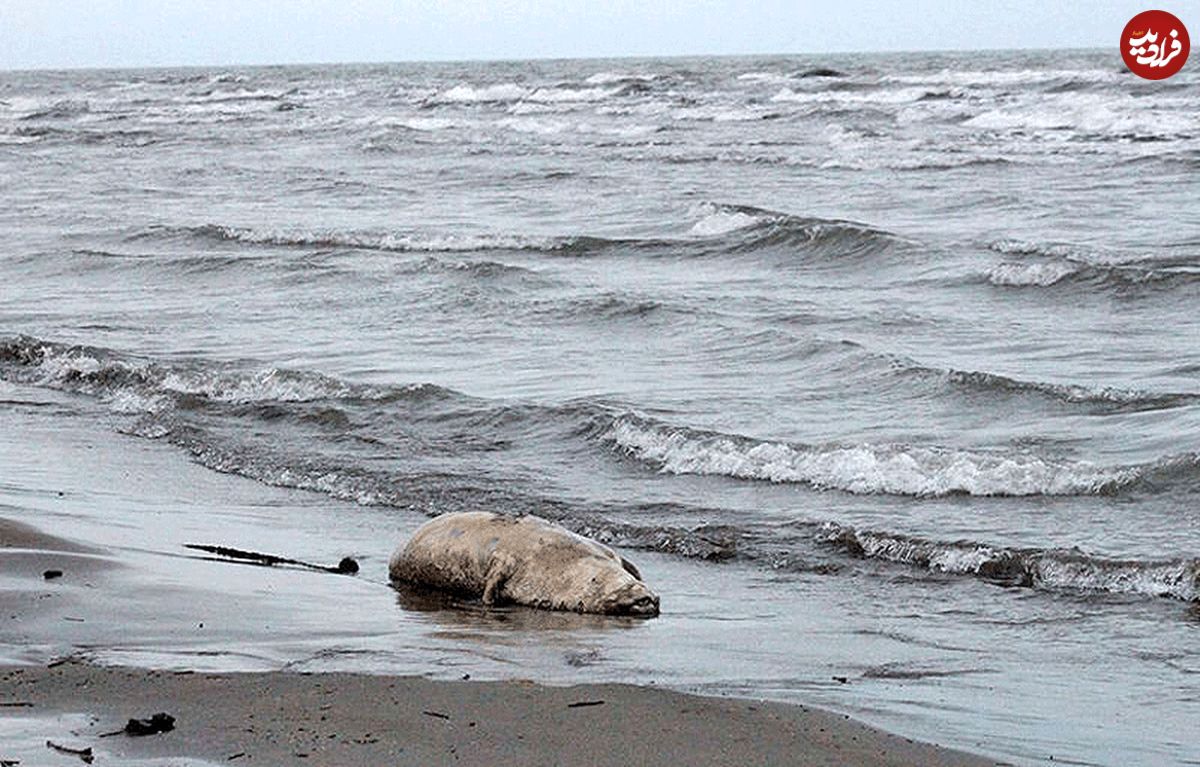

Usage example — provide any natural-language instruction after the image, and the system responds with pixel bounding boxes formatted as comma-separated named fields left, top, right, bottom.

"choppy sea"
left=1, top=49, right=1198, bottom=765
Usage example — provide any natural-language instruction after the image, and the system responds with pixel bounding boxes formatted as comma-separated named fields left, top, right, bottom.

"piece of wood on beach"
left=183, top=544, right=358, bottom=575
left=421, top=710, right=451, bottom=720
left=566, top=700, right=606, bottom=708
left=45, top=741, right=93, bottom=764
left=0, top=701, right=33, bottom=707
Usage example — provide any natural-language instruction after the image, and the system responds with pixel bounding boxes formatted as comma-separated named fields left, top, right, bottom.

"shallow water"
left=1, top=50, right=1198, bottom=765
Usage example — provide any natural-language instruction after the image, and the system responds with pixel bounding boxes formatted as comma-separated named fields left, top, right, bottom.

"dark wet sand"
left=2, top=662, right=1005, bottom=767
left=0, top=517, right=1006, bottom=766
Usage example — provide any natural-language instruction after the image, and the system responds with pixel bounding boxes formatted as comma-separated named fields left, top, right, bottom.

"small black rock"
left=125, top=712, right=175, bottom=736
left=43, top=570, right=63, bottom=580
left=336, top=557, right=359, bottom=574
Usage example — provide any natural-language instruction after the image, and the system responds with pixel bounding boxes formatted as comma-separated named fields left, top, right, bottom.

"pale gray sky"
left=0, top=0, right=1174, bottom=70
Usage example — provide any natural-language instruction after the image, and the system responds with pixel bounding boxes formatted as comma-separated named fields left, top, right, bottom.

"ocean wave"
left=797, top=67, right=847, bottom=78
left=4, top=124, right=159, bottom=147
left=432, top=83, right=528, bottom=104
left=932, top=367, right=1200, bottom=411
left=186, top=88, right=290, bottom=103
left=598, top=413, right=1146, bottom=497
left=16, top=99, right=90, bottom=121
left=0, top=335, right=450, bottom=409
left=985, top=240, right=1200, bottom=291
left=132, top=223, right=571, bottom=254
left=398, top=255, right=545, bottom=281
left=987, top=261, right=1080, bottom=287
left=584, top=71, right=658, bottom=85
left=688, top=206, right=761, bottom=236
left=680, top=203, right=901, bottom=258
left=962, top=96, right=1197, bottom=139
left=818, top=523, right=1200, bottom=602
left=987, top=260, right=1200, bottom=291
left=770, top=86, right=951, bottom=106
left=881, top=68, right=1120, bottom=89
left=126, top=204, right=899, bottom=263
left=526, top=293, right=665, bottom=322
left=736, top=71, right=797, bottom=85
left=384, top=116, right=461, bottom=132
left=527, top=85, right=618, bottom=103
left=670, top=105, right=782, bottom=122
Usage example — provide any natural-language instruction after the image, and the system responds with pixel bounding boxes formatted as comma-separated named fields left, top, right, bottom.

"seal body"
left=389, top=512, right=660, bottom=616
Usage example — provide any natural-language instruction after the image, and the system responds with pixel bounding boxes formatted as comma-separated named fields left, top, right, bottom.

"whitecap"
left=435, top=83, right=527, bottom=104
left=987, top=261, right=1079, bottom=287
left=602, top=415, right=1138, bottom=497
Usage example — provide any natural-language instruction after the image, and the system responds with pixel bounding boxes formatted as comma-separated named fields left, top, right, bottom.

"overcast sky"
left=0, top=0, right=1174, bottom=70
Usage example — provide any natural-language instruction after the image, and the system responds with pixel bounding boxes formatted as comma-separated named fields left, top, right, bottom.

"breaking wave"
left=987, top=260, right=1200, bottom=291
left=901, top=363, right=1200, bottom=412
left=598, top=413, right=1155, bottom=497
left=428, top=82, right=632, bottom=106
left=818, top=524, right=1200, bottom=602
left=6, top=335, right=1200, bottom=604
left=0, top=335, right=446, bottom=407
left=985, top=240, right=1200, bottom=291
left=132, top=223, right=572, bottom=254
left=125, top=204, right=900, bottom=262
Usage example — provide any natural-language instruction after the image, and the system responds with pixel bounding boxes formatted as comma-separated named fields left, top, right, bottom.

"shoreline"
left=1, top=515, right=1004, bottom=766
left=1, top=661, right=1004, bottom=767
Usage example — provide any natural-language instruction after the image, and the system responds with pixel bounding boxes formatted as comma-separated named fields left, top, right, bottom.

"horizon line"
left=0, top=45, right=1110, bottom=75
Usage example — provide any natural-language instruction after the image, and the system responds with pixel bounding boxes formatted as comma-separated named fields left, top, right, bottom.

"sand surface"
left=1, top=661, right=1004, bottom=767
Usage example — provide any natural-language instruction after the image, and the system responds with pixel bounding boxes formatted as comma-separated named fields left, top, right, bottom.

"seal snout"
left=626, top=593, right=660, bottom=616
left=612, top=582, right=660, bottom=617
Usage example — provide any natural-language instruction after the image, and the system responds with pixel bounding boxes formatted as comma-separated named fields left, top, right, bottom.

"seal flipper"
left=482, top=553, right=515, bottom=606
left=482, top=570, right=507, bottom=605
left=620, top=557, right=642, bottom=581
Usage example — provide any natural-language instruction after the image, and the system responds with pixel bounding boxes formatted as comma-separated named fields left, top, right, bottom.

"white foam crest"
left=688, top=209, right=762, bottom=237
left=840, top=528, right=1003, bottom=573
left=507, top=102, right=575, bottom=115
left=157, top=368, right=356, bottom=404
left=882, top=68, right=1117, bottom=87
left=435, top=83, right=527, bottom=104
left=389, top=116, right=459, bottom=132
left=963, top=95, right=1197, bottom=138
left=107, top=388, right=171, bottom=414
left=36, top=347, right=106, bottom=381
left=671, top=105, right=777, bottom=122
left=987, top=261, right=1079, bottom=287
left=527, top=86, right=617, bottom=103
left=1033, top=557, right=1199, bottom=602
left=595, top=102, right=669, bottom=118
left=585, top=71, right=657, bottom=85
left=824, top=524, right=1200, bottom=601
left=5, top=339, right=458, bottom=414
left=496, top=117, right=570, bottom=135
left=604, top=416, right=1137, bottom=497
left=210, top=225, right=565, bottom=253
left=186, top=89, right=287, bottom=104
left=737, top=71, right=796, bottom=85
left=989, top=239, right=1079, bottom=258
left=770, top=86, right=935, bottom=106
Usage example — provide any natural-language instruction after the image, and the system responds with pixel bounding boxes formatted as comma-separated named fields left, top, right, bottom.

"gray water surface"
left=1, top=50, right=1198, bottom=765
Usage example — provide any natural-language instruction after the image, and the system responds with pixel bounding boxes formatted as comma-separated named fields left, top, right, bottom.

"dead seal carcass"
left=389, top=512, right=660, bottom=616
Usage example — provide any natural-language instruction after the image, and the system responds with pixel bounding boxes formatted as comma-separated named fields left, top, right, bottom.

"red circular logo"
left=1121, top=10, right=1190, bottom=80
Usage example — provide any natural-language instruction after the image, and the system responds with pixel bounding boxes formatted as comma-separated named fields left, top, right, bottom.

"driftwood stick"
left=46, top=741, right=94, bottom=764
left=184, top=544, right=358, bottom=574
